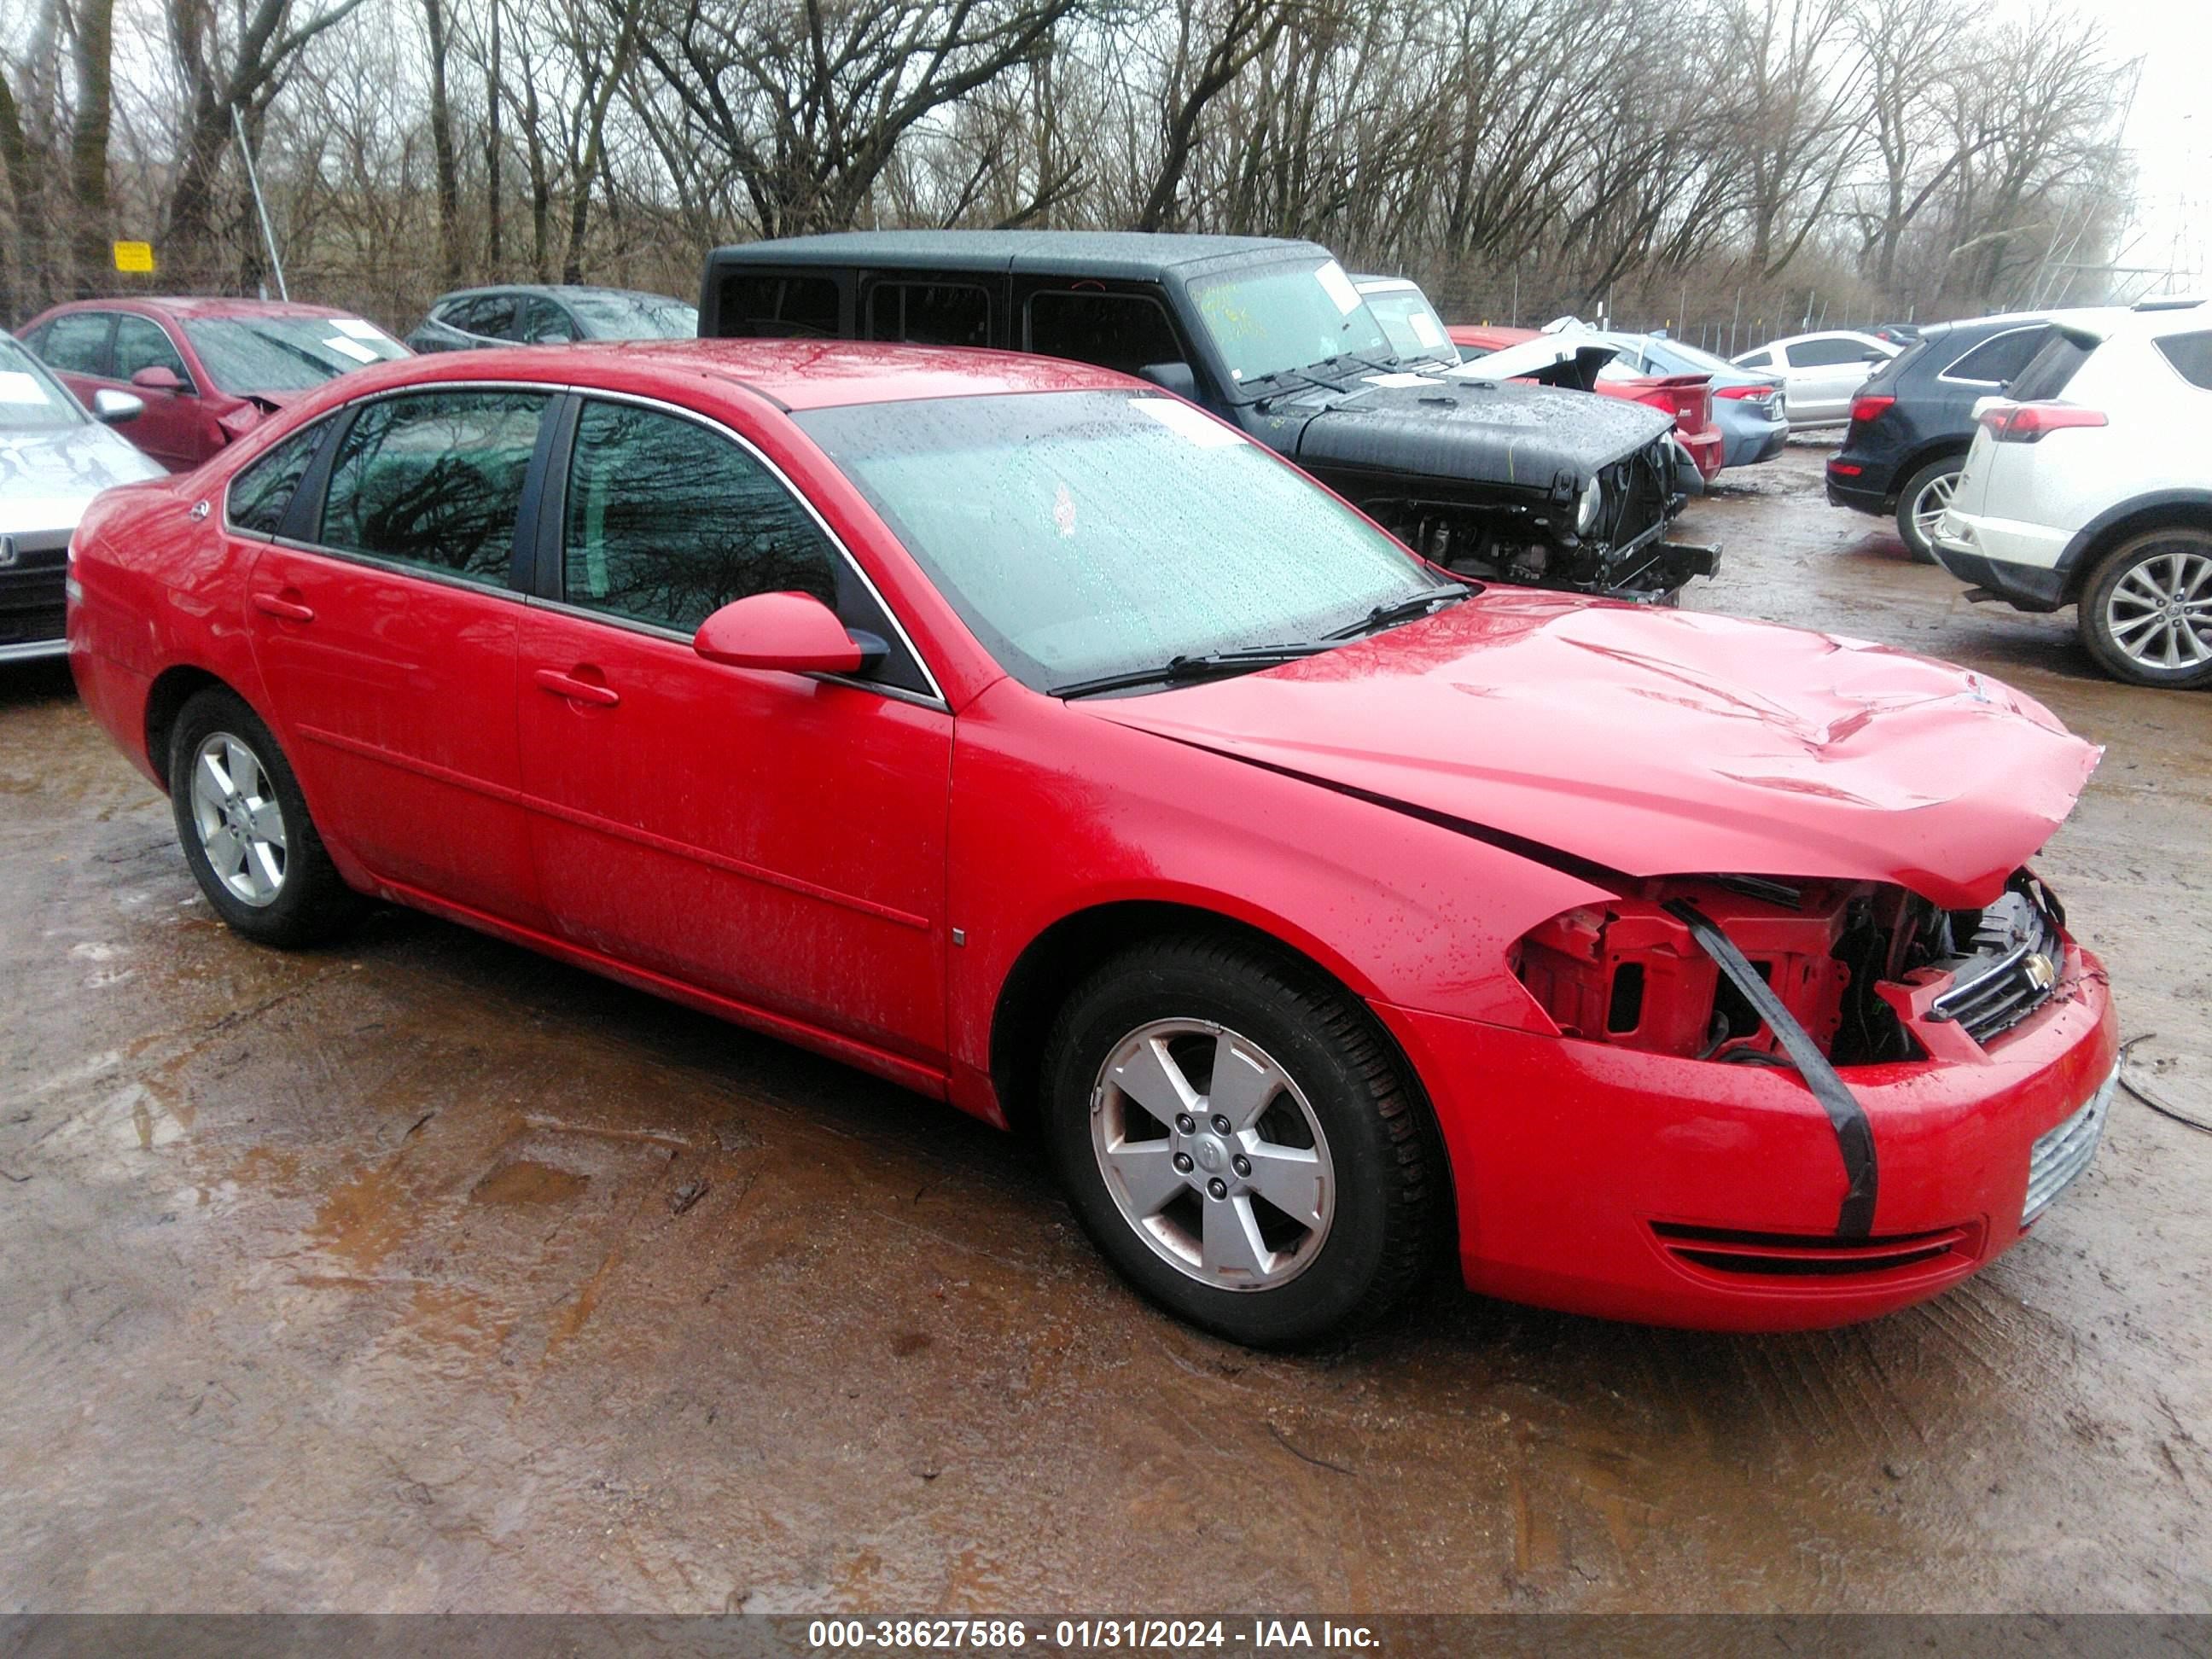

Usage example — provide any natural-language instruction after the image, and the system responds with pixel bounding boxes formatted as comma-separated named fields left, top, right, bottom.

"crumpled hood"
left=1087, top=593, right=2100, bottom=909
left=1258, top=375, right=1673, bottom=491
left=0, top=422, right=166, bottom=535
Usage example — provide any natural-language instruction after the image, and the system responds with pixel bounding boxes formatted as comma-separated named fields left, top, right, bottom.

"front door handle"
left=251, top=591, right=314, bottom=624
left=533, top=667, right=620, bottom=707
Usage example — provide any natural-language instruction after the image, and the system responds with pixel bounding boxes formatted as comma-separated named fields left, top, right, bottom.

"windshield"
left=0, top=335, right=87, bottom=431
left=1190, top=259, right=1399, bottom=389
left=1360, top=286, right=1455, bottom=364
left=798, top=390, right=1436, bottom=692
left=181, top=316, right=408, bottom=393
left=567, top=291, right=698, bottom=340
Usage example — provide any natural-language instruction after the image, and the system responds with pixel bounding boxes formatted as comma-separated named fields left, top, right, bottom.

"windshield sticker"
left=323, top=335, right=380, bottom=364
left=1052, top=481, right=1079, bottom=538
left=1131, top=397, right=1243, bottom=447
left=1315, top=261, right=1362, bottom=315
left=1363, top=371, right=1445, bottom=388
left=1409, top=312, right=1445, bottom=348
left=329, top=318, right=384, bottom=341
left=0, top=370, right=49, bottom=405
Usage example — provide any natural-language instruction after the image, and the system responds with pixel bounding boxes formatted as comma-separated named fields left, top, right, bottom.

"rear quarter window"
left=2153, top=331, right=2212, bottom=391
left=225, top=420, right=332, bottom=538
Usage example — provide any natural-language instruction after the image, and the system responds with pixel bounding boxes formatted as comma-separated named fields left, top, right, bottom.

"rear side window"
left=867, top=282, right=990, bottom=346
left=562, top=399, right=837, bottom=632
left=1941, top=327, right=2049, bottom=386
left=2154, top=331, right=2212, bottom=391
left=715, top=272, right=840, bottom=339
left=319, top=390, right=548, bottom=584
left=2008, top=333, right=2097, bottom=402
left=226, top=421, right=330, bottom=538
left=1027, top=290, right=1184, bottom=375
left=112, top=315, right=192, bottom=387
left=35, top=311, right=113, bottom=375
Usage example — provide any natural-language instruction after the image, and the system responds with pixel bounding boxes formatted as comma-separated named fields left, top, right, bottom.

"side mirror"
left=91, top=388, right=144, bottom=425
left=1138, top=360, right=1199, bottom=400
left=131, top=364, right=187, bottom=394
left=693, top=591, right=885, bottom=677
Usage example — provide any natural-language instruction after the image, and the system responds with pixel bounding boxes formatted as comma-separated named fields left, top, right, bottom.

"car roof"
left=1352, top=274, right=1418, bottom=291
left=707, top=230, right=1328, bottom=282
left=279, top=338, right=1141, bottom=414
left=434, top=284, right=686, bottom=306
left=38, top=295, right=375, bottom=322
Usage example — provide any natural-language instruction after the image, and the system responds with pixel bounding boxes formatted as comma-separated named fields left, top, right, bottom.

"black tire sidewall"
left=2080, top=531, right=2212, bottom=689
left=1895, top=457, right=1959, bottom=563
left=168, top=690, right=358, bottom=946
left=1042, top=944, right=1422, bottom=1348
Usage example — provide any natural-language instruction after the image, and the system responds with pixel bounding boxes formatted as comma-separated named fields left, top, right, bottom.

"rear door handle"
left=533, top=667, right=620, bottom=707
left=251, top=591, right=315, bottom=624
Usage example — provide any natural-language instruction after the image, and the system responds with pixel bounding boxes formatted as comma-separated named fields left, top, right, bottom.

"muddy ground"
left=2, top=445, right=2207, bottom=1614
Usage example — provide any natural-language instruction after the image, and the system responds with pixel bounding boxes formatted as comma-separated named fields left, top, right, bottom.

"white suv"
left=1932, top=300, right=2212, bottom=688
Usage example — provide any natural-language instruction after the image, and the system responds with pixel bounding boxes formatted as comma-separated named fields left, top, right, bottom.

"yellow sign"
left=113, top=241, right=154, bottom=274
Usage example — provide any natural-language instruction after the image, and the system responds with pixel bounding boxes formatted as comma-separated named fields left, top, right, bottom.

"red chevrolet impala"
left=65, top=341, right=2118, bottom=1346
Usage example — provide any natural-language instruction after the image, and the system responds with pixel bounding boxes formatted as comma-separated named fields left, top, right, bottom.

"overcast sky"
left=2087, top=0, right=2209, bottom=290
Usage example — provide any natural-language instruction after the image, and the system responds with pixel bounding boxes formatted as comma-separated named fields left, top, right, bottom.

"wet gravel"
left=2, top=445, right=2208, bottom=1612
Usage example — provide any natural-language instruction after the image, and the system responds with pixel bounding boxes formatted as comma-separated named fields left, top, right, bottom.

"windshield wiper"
left=1324, top=583, right=1474, bottom=639
left=1052, top=643, right=1328, bottom=701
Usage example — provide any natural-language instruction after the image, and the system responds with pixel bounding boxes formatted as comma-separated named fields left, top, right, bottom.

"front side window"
left=1187, top=258, right=1396, bottom=389
left=565, top=290, right=697, bottom=340
left=866, top=282, right=990, bottom=347
left=34, top=311, right=113, bottom=375
left=1786, top=336, right=1879, bottom=368
left=112, top=315, right=192, bottom=387
left=1943, top=327, right=2050, bottom=386
left=1027, top=290, right=1183, bottom=376
left=182, top=316, right=408, bottom=393
left=797, top=390, right=1435, bottom=693
left=227, top=420, right=331, bottom=537
left=714, top=273, right=839, bottom=339
left=320, top=390, right=548, bottom=584
left=0, top=335, right=90, bottom=431
left=562, top=399, right=838, bottom=632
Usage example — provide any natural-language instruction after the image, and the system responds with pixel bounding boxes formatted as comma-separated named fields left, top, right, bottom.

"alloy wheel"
left=2105, top=548, right=2212, bottom=672
left=1909, top=469, right=1958, bottom=549
left=1090, top=1018, right=1335, bottom=1291
left=189, top=731, right=288, bottom=907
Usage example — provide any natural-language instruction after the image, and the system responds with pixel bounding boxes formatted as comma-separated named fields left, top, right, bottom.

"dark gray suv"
left=407, top=285, right=697, bottom=353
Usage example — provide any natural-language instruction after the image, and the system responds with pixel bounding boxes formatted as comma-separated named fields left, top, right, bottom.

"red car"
left=1450, top=323, right=1726, bottom=484
left=18, top=297, right=408, bottom=473
left=67, top=341, right=2118, bottom=1346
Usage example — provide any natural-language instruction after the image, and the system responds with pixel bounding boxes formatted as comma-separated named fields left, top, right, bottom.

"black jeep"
left=697, top=231, right=1715, bottom=600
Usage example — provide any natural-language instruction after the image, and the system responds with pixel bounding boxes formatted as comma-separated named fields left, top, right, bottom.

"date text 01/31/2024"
left=806, top=1619, right=1382, bottom=1650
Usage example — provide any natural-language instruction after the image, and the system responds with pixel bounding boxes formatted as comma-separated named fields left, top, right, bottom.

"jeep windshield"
left=795, top=389, right=1448, bottom=695
left=1189, top=258, right=1400, bottom=393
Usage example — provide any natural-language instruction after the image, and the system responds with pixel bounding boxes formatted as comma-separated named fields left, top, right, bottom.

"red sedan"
left=19, top=296, right=408, bottom=473
left=67, top=341, right=2118, bottom=1345
left=1449, top=323, right=1726, bottom=484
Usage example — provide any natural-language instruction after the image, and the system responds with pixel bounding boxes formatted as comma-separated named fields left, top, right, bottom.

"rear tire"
left=2077, top=528, right=2212, bottom=688
left=168, top=687, right=369, bottom=946
left=1040, top=934, right=1443, bottom=1348
left=1895, top=457, right=1962, bottom=564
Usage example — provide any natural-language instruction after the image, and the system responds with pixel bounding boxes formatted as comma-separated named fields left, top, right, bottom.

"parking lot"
left=2, top=442, right=2206, bottom=1614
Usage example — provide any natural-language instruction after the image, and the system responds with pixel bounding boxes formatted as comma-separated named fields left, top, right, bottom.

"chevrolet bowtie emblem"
left=2023, top=952, right=2058, bottom=992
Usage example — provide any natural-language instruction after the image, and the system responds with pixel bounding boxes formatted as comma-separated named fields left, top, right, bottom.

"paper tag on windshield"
left=330, top=318, right=383, bottom=341
left=1409, top=312, right=1445, bottom=348
left=323, top=335, right=379, bottom=364
left=1132, top=397, right=1242, bottom=447
left=0, top=370, right=48, bottom=405
left=1315, top=261, right=1363, bottom=315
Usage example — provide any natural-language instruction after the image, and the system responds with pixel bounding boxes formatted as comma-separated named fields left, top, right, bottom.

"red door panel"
left=515, top=608, right=952, bottom=1062
left=245, top=544, right=545, bottom=928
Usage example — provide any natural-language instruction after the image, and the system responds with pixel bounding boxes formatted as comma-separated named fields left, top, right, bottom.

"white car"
left=1732, top=329, right=1900, bottom=428
left=1349, top=274, right=1461, bottom=371
left=1931, top=300, right=2212, bottom=688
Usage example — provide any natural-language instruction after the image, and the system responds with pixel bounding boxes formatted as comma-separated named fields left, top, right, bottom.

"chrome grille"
left=1930, top=888, right=2064, bottom=1045
left=2023, top=1067, right=2116, bottom=1225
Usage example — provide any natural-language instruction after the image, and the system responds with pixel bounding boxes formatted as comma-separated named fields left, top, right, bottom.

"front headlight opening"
left=1576, top=474, right=1604, bottom=534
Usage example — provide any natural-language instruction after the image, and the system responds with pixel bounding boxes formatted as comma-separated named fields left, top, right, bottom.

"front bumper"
left=1, top=530, right=71, bottom=662
left=1376, top=941, right=2117, bottom=1330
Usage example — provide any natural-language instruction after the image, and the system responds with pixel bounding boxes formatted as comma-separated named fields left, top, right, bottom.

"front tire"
left=2078, top=528, right=2212, bottom=688
left=1895, top=457, right=1962, bottom=564
left=168, top=687, right=369, bottom=946
left=1041, top=935, right=1442, bottom=1347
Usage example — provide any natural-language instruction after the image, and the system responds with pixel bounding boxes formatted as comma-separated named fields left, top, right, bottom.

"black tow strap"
left=1665, top=899, right=1878, bottom=1239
